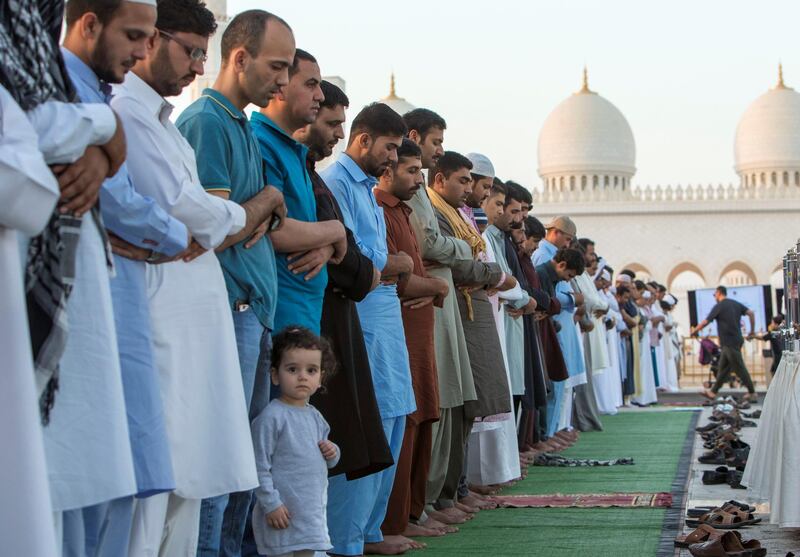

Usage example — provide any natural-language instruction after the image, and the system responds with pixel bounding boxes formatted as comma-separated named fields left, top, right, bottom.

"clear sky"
left=226, top=0, right=800, bottom=191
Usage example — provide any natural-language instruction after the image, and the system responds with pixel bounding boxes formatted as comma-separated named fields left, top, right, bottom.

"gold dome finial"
left=578, top=65, right=594, bottom=94
left=776, top=63, right=787, bottom=89
left=388, top=72, right=398, bottom=99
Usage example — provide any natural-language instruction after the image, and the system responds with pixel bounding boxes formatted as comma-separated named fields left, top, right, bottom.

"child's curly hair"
left=270, top=326, right=337, bottom=385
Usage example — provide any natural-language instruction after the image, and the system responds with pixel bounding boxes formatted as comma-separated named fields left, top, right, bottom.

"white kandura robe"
left=594, top=292, right=624, bottom=415
left=0, top=84, right=61, bottom=557
left=573, top=272, right=610, bottom=373
left=633, top=319, right=658, bottom=406
left=742, top=351, right=800, bottom=527
left=661, top=313, right=680, bottom=391
left=466, top=233, right=521, bottom=486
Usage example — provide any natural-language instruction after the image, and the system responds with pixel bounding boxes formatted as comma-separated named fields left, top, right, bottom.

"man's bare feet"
left=427, top=507, right=470, bottom=524
left=382, top=535, right=425, bottom=550
left=455, top=501, right=479, bottom=514
left=469, top=484, right=498, bottom=496
left=403, top=522, right=444, bottom=538
left=419, top=516, right=458, bottom=533
left=364, top=540, right=411, bottom=555
left=461, top=493, right=497, bottom=510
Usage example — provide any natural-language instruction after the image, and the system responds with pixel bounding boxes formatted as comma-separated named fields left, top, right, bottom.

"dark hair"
left=657, top=284, right=667, bottom=293
left=396, top=138, right=422, bottom=161
left=616, top=285, right=630, bottom=297
left=505, top=180, right=532, bottom=205
left=402, top=108, right=447, bottom=140
left=289, top=48, right=316, bottom=78
left=504, top=181, right=530, bottom=208
left=554, top=247, right=585, bottom=274
left=348, top=103, right=407, bottom=146
left=320, top=80, right=349, bottom=110
left=621, top=269, right=636, bottom=279
left=716, top=285, right=728, bottom=296
left=578, top=238, right=595, bottom=251
left=659, top=300, right=673, bottom=311
left=634, top=280, right=646, bottom=291
left=523, top=216, right=545, bottom=239
left=271, top=326, right=336, bottom=384
left=156, top=0, right=217, bottom=36
left=430, top=151, right=472, bottom=184
left=605, top=265, right=614, bottom=275
left=489, top=181, right=507, bottom=198
left=221, top=9, right=291, bottom=63
left=66, top=0, right=124, bottom=26
left=774, top=314, right=785, bottom=325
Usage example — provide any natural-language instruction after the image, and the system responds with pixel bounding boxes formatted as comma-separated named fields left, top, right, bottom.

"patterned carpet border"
left=489, top=492, right=673, bottom=509
left=656, top=409, right=701, bottom=557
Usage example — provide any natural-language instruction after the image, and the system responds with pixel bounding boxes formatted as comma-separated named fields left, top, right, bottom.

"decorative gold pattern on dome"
left=774, top=63, right=793, bottom=90
left=577, top=65, right=595, bottom=95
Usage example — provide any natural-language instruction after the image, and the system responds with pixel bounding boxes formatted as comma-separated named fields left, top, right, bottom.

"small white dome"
left=538, top=71, right=636, bottom=177
left=380, top=73, right=415, bottom=116
left=734, top=67, right=800, bottom=174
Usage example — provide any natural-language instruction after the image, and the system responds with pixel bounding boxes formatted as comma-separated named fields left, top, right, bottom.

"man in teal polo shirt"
left=175, top=9, right=294, bottom=557
left=251, top=48, right=347, bottom=334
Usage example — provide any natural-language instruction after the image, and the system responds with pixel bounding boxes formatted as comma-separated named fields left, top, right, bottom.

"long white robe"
left=113, top=74, right=256, bottom=498
left=466, top=233, right=521, bottom=486
left=573, top=272, right=609, bottom=373
left=633, top=318, right=658, bottom=405
left=661, top=313, right=680, bottom=391
left=0, top=85, right=61, bottom=557
left=594, top=292, right=624, bottom=414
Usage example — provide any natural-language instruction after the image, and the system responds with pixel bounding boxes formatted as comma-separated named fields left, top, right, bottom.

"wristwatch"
left=146, top=249, right=161, bottom=263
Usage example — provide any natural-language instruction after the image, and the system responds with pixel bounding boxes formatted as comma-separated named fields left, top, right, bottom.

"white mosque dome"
left=380, top=73, right=415, bottom=116
left=538, top=69, right=636, bottom=177
left=734, top=66, right=800, bottom=175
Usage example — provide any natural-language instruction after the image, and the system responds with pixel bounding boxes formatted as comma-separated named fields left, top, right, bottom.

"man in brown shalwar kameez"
left=376, top=139, right=450, bottom=547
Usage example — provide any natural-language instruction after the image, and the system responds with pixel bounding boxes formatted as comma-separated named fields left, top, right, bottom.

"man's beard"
left=152, top=44, right=191, bottom=97
left=91, top=34, right=126, bottom=84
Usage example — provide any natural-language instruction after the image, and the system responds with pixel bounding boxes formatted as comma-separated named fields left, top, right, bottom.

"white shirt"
left=0, top=84, right=60, bottom=557
left=27, top=99, right=116, bottom=164
left=111, top=73, right=245, bottom=249
left=110, top=72, right=257, bottom=498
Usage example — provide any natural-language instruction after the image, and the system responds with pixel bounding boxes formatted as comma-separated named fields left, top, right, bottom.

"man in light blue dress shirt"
left=58, top=2, right=188, bottom=554
left=321, top=103, right=417, bottom=556
left=532, top=217, right=586, bottom=437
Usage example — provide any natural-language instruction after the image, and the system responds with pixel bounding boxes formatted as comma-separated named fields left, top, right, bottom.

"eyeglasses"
left=158, top=29, right=207, bottom=63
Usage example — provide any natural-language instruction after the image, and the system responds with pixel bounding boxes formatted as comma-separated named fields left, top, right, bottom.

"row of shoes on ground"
left=701, top=466, right=746, bottom=489
left=677, top=503, right=765, bottom=556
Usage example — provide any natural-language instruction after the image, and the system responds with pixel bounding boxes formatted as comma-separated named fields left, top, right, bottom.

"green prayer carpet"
left=421, top=410, right=693, bottom=557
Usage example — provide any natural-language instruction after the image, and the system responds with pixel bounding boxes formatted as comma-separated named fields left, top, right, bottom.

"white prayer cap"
left=643, top=290, right=652, bottom=300
left=664, top=294, right=678, bottom=306
left=601, top=269, right=611, bottom=282
left=616, top=274, right=632, bottom=285
left=466, top=153, right=495, bottom=179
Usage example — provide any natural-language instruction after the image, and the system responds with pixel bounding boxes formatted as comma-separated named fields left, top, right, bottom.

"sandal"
left=687, top=501, right=755, bottom=518
left=675, top=524, right=722, bottom=548
left=686, top=508, right=761, bottom=529
left=688, top=531, right=766, bottom=557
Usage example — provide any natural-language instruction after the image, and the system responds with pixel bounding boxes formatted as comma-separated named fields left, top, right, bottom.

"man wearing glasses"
left=111, top=1, right=285, bottom=555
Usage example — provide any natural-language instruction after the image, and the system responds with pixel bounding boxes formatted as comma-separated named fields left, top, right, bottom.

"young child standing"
left=251, top=327, right=340, bottom=557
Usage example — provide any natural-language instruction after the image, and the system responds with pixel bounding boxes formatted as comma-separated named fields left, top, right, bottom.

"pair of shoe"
left=701, top=466, right=746, bottom=489
left=698, top=440, right=749, bottom=467
left=687, top=530, right=765, bottom=556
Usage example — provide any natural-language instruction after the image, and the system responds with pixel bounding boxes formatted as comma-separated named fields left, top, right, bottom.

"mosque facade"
left=534, top=66, right=800, bottom=330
